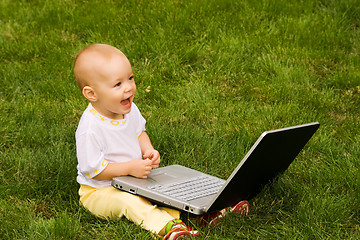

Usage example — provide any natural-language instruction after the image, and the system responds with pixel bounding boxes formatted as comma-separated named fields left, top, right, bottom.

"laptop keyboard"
left=148, top=175, right=224, bottom=201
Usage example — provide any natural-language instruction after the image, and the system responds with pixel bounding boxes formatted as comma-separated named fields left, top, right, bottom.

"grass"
left=1, top=0, right=359, bottom=239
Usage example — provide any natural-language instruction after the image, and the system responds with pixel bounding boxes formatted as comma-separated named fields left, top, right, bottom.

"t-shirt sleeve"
left=132, top=103, right=146, bottom=136
left=76, top=130, right=108, bottom=179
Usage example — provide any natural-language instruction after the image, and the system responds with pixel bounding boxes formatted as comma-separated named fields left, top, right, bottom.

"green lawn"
left=1, top=0, right=359, bottom=239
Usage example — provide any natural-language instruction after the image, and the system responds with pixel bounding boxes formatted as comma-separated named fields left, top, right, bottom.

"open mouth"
left=121, top=97, right=132, bottom=107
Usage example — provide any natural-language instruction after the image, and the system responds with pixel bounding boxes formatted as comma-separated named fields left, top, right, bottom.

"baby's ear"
left=82, top=86, right=97, bottom=102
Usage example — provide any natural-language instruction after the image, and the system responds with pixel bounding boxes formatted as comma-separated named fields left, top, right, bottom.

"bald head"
left=74, top=44, right=128, bottom=90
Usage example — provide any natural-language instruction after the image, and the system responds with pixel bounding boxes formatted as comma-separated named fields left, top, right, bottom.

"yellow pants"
left=79, top=185, right=180, bottom=234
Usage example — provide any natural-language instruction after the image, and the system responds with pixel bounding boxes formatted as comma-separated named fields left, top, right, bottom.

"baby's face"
left=90, top=53, right=136, bottom=119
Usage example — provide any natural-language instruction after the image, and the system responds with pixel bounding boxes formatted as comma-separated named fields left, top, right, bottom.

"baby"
left=74, top=44, right=249, bottom=239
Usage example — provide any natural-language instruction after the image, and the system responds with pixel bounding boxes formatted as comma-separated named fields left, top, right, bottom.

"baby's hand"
left=129, top=158, right=153, bottom=179
left=143, top=149, right=160, bottom=169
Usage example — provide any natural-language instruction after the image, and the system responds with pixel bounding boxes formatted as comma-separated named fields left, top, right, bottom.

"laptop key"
left=150, top=175, right=224, bottom=201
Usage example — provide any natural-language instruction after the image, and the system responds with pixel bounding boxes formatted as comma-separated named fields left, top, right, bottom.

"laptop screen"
left=207, top=122, right=320, bottom=213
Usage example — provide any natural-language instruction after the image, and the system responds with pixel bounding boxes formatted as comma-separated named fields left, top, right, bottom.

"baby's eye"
left=114, top=82, right=121, bottom=87
left=129, top=75, right=134, bottom=81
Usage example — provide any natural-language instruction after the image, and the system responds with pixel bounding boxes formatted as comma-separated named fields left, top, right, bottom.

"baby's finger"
left=143, top=152, right=153, bottom=159
left=152, top=150, right=159, bottom=159
left=143, top=158, right=153, bottom=165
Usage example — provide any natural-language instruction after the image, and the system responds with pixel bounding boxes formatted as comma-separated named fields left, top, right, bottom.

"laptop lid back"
left=206, top=122, right=320, bottom=213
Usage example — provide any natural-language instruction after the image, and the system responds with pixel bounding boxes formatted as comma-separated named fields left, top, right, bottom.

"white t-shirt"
left=76, top=103, right=146, bottom=189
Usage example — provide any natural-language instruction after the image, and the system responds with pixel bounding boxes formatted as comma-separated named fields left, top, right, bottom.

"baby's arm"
left=138, top=131, right=161, bottom=169
left=93, top=158, right=153, bottom=180
left=93, top=132, right=159, bottom=180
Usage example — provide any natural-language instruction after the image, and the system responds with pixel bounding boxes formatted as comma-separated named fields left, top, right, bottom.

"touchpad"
left=148, top=172, right=178, bottom=183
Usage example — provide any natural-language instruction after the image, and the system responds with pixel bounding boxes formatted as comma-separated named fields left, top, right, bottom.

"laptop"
left=112, top=122, right=320, bottom=215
